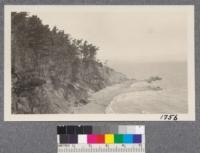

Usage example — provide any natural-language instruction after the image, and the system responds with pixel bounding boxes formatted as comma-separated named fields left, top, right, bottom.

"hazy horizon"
left=107, top=60, right=187, bottom=79
left=21, top=6, right=191, bottom=63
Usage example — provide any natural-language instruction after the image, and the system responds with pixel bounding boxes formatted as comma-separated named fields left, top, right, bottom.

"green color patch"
left=114, top=134, right=123, bottom=143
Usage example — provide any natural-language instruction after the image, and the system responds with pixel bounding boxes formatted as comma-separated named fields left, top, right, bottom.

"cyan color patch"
left=123, top=134, right=133, bottom=143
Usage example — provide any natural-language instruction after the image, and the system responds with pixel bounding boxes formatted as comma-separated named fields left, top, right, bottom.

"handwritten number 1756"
left=160, top=114, right=178, bottom=121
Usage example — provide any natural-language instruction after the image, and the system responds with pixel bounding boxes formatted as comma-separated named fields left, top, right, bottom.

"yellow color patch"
left=105, top=134, right=114, bottom=144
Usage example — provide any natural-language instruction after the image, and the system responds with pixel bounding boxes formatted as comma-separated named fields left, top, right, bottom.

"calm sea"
left=107, top=61, right=188, bottom=113
left=108, top=61, right=187, bottom=88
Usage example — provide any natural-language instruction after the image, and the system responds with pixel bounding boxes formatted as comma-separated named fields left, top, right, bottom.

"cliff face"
left=49, top=65, right=127, bottom=113
left=100, top=66, right=128, bottom=85
left=13, top=62, right=127, bottom=114
left=11, top=12, right=127, bottom=114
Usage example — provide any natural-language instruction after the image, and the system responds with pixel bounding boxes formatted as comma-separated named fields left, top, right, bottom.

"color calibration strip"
left=57, top=125, right=145, bottom=153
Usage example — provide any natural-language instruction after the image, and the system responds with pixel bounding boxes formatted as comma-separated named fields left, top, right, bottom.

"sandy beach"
left=73, top=78, right=187, bottom=114
left=73, top=80, right=134, bottom=113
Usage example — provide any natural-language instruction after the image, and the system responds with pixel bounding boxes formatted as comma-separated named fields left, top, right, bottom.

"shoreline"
left=73, top=79, right=160, bottom=114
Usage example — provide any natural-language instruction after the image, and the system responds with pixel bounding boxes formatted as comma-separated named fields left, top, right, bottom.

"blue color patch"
left=133, top=134, right=142, bottom=143
left=123, top=134, right=133, bottom=143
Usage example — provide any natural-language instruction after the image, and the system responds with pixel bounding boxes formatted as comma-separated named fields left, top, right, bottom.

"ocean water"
left=107, top=61, right=188, bottom=113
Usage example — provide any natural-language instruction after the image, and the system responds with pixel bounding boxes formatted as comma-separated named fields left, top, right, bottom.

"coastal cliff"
left=11, top=12, right=127, bottom=114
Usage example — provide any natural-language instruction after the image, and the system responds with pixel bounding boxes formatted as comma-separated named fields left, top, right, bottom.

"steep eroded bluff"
left=12, top=62, right=127, bottom=114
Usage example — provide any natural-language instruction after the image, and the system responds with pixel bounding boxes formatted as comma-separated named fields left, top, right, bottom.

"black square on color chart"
left=76, top=126, right=84, bottom=134
left=59, top=134, right=67, bottom=144
left=67, top=135, right=78, bottom=144
left=57, top=125, right=93, bottom=134
left=57, top=126, right=66, bottom=134
left=83, top=126, right=92, bottom=134
left=67, top=126, right=76, bottom=134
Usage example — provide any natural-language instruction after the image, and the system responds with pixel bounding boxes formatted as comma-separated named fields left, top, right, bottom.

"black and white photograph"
left=4, top=5, right=195, bottom=121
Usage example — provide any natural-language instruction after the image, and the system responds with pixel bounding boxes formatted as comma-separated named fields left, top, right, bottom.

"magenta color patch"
left=87, top=134, right=97, bottom=144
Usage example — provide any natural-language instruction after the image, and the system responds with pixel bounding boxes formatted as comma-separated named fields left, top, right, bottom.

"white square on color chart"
left=118, top=125, right=127, bottom=134
left=126, top=126, right=136, bottom=134
left=78, top=135, right=87, bottom=144
left=135, top=126, right=145, bottom=134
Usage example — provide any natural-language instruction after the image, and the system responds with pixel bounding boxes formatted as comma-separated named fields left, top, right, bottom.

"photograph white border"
left=4, top=5, right=195, bottom=121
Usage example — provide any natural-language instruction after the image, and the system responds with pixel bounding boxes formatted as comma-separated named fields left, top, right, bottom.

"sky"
left=23, top=6, right=193, bottom=64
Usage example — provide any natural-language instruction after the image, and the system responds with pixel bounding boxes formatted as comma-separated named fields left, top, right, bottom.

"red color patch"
left=96, top=134, right=105, bottom=144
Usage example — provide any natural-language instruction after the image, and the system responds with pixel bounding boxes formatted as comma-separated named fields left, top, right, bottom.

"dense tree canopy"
left=11, top=12, right=102, bottom=113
